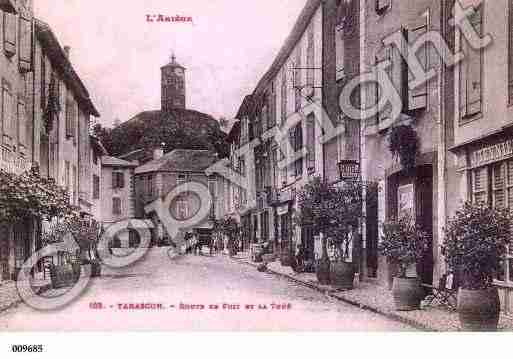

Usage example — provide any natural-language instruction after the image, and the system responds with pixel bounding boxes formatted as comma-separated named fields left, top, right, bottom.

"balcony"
left=0, top=0, right=17, bottom=14
left=0, top=147, right=31, bottom=175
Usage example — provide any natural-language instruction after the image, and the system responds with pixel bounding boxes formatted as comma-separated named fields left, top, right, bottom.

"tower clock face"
left=174, top=68, right=184, bottom=76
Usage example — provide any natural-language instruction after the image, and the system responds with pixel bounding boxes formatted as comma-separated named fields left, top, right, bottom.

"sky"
left=34, top=0, right=306, bottom=128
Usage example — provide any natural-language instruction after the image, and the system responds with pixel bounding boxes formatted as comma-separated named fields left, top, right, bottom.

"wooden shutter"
left=295, top=46, right=301, bottom=111
left=1, top=80, right=13, bottom=147
left=17, top=95, right=26, bottom=150
left=336, top=26, right=345, bottom=80
left=93, top=175, right=100, bottom=199
left=376, top=46, right=392, bottom=123
left=281, top=70, right=287, bottom=124
left=113, top=198, right=121, bottom=215
left=40, top=54, right=46, bottom=110
left=408, top=18, right=428, bottom=110
left=472, top=167, right=488, bottom=204
left=492, top=163, right=506, bottom=208
left=18, top=14, right=33, bottom=73
left=509, top=0, right=513, bottom=103
left=307, top=116, right=315, bottom=170
left=118, top=172, right=125, bottom=189
left=3, top=12, right=16, bottom=58
left=307, top=25, right=315, bottom=88
left=112, top=172, right=118, bottom=189
left=465, top=7, right=483, bottom=117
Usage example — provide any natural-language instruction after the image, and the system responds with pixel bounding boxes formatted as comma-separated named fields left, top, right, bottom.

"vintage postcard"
left=0, top=0, right=513, bottom=350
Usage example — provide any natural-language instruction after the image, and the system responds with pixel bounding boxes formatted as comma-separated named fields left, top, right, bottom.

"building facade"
left=448, top=0, right=513, bottom=313
left=134, top=148, right=221, bottom=248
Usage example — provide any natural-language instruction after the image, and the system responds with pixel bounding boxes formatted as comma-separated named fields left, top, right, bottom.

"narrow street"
left=0, top=248, right=415, bottom=331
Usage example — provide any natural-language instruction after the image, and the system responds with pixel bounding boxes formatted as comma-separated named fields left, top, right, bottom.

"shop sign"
left=276, top=204, right=289, bottom=216
left=471, top=138, right=513, bottom=167
left=338, top=160, right=360, bottom=180
left=398, top=184, right=415, bottom=219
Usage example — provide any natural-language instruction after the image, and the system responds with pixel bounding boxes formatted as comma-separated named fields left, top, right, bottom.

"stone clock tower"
left=161, top=54, right=186, bottom=111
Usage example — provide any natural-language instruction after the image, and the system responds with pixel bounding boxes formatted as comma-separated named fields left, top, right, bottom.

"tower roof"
left=161, top=53, right=185, bottom=69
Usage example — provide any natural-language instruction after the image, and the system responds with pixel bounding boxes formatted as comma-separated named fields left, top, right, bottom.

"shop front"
left=450, top=131, right=513, bottom=313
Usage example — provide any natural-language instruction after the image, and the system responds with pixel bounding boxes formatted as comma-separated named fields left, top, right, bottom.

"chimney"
left=64, top=46, right=71, bottom=59
left=153, top=143, right=165, bottom=160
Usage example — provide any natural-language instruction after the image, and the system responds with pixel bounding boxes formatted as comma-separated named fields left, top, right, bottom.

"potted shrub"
left=443, top=202, right=511, bottom=331
left=379, top=216, right=430, bottom=311
left=297, top=178, right=373, bottom=288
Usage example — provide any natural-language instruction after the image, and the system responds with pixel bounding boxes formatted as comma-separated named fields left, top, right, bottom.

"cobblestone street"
left=0, top=248, right=416, bottom=331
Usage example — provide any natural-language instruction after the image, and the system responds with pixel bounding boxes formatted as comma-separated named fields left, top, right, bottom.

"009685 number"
left=11, top=345, right=43, bottom=353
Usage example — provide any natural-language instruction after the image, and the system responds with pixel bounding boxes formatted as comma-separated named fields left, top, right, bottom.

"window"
left=177, top=174, right=186, bottom=185
left=281, top=70, right=287, bottom=124
left=336, top=2, right=347, bottom=81
left=176, top=197, right=189, bottom=220
left=290, top=123, right=303, bottom=178
left=208, top=178, right=217, bottom=198
left=112, top=172, right=125, bottom=189
left=93, top=151, right=98, bottom=165
left=269, top=83, right=276, bottom=127
left=1, top=79, right=14, bottom=147
left=93, top=175, right=100, bottom=199
left=147, top=175, right=154, bottom=197
left=17, top=95, right=26, bottom=152
left=306, top=115, right=315, bottom=172
left=65, top=161, right=70, bottom=192
left=18, top=14, right=32, bottom=73
left=375, top=46, right=393, bottom=124
left=307, top=24, right=315, bottom=89
left=72, top=165, right=77, bottom=205
left=112, top=197, right=122, bottom=215
left=470, top=160, right=513, bottom=284
left=40, top=54, right=46, bottom=110
left=65, top=93, right=76, bottom=139
left=3, top=12, right=16, bottom=58
left=376, top=0, right=391, bottom=14
left=294, top=46, right=302, bottom=111
left=272, top=147, right=279, bottom=189
left=408, top=18, right=428, bottom=111
left=460, top=5, right=482, bottom=120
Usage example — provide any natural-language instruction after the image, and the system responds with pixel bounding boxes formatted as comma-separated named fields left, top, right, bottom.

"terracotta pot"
left=457, top=287, right=500, bottom=331
left=391, top=277, right=423, bottom=311
left=280, top=252, right=292, bottom=267
left=330, top=261, right=355, bottom=290
left=316, top=257, right=331, bottom=285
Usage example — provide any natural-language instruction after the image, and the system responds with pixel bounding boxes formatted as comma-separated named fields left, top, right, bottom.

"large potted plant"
left=443, top=202, right=511, bottom=331
left=379, top=216, right=429, bottom=310
left=297, top=178, right=372, bottom=288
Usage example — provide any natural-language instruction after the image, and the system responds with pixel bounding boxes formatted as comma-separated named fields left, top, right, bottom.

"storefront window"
left=471, top=159, right=513, bottom=284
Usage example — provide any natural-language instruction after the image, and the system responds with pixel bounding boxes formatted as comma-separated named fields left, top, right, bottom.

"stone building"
left=0, top=4, right=101, bottom=281
left=447, top=0, right=513, bottom=314
left=359, top=0, right=457, bottom=288
left=0, top=0, right=36, bottom=281
left=134, top=148, right=222, bottom=249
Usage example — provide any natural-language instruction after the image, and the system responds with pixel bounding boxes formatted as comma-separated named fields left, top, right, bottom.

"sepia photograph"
left=0, top=0, right=513, bottom=356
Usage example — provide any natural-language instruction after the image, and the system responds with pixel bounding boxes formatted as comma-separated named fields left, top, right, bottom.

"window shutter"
left=376, top=46, right=392, bottom=123
left=307, top=25, right=315, bottom=88
left=465, top=7, right=483, bottom=117
left=3, top=12, right=16, bottom=58
left=281, top=70, right=287, bottom=124
left=408, top=18, right=428, bottom=111
left=307, top=117, right=315, bottom=170
left=112, top=172, right=117, bottom=189
left=295, top=46, right=302, bottom=111
left=40, top=54, right=46, bottom=110
left=18, top=14, right=33, bottom=73
left=119, top=172, right=125, bottom=189
left=509, top=0, right=513, bottom=103
left=1, top=81, right=13, bottom=147
left=17, top=95, right=26, bottom=149
left=336, top=26, right=345, bottom=80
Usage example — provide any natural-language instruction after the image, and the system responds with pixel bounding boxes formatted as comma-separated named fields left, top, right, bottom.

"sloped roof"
left=226, top=121, right=240, bottom=144
left=235, top=95, right=255, bottom=119
left=253, top=0, right=322, bottom=96
left=35, top=19, right=100, bottom=117
left=135, top=149, right=218, bottom=175
left=102, top=156, right=137, bottom=168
